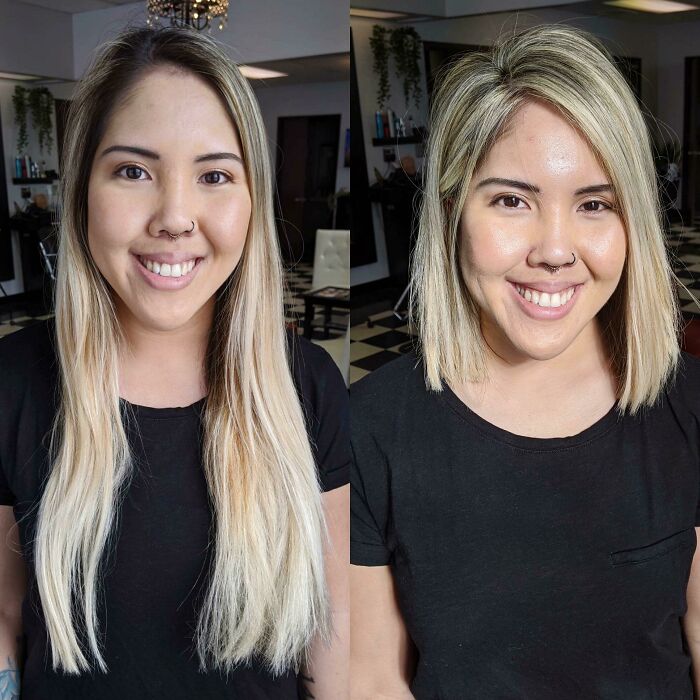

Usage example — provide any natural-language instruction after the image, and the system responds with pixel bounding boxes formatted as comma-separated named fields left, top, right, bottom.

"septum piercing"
left=544, top=252, right=577, bottom=273
left=167, top=220, right=195, bottom=240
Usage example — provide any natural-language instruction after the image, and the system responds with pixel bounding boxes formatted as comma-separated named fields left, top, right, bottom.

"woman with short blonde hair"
left=351, top=24, right=700, bottom=699
left=0, top=23, right=349, bottom=699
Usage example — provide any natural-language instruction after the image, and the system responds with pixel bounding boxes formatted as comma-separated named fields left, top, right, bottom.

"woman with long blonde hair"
left=0, top=23, right=349, bottom=699
left=351, top=24, right=700, bottom=698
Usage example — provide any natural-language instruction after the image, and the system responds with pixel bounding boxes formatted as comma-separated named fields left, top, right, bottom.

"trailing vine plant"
left=27, top=87, right=54, bottom=156
left=12, top=86, right=28, bottom=153
left=389, top=27, right=422, bottom=111
left=370, top=25, right=391, bottom=109
left=369, top=25, right=423, bottom=111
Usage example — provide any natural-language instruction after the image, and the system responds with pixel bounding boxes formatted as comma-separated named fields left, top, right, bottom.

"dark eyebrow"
left=99, top=144, right=244, bottom=165
left=474, top=177, right=614, bottom=197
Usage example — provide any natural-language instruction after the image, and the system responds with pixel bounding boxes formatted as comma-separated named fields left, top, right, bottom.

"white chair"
left=312, top=229, right=349, bottom=291
left=308, top=229, right=350, bottom=338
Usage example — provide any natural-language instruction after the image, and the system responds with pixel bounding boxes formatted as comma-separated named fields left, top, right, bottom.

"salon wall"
left=254, top=81, right=350, bottom=195
left=352, top=8, right=665, bottom=284
left=0, top=0, right=73, bottom=79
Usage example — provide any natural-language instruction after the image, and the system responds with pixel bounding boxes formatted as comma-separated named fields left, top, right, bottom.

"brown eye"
left=581, top=200, right=610, bottom=212
left=202, top=171, right=232, bottom=185
left=494, top=195, right=524, bottom=208
left=117, top=165, right=146, bottom=180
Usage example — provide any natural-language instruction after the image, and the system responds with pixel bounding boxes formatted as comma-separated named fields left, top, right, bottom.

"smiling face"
left=458, top=99, right=627, bottom=364
left=87, top=66, right=252, bottom=333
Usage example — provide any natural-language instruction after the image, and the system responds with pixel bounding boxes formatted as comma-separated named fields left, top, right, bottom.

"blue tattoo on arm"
left=0, top=656, right=19, bottom=700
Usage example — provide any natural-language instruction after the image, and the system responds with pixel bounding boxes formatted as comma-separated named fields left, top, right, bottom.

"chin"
left=509, top=334, right=575, bottom=362
left=137, top=308, right=195, bottom=333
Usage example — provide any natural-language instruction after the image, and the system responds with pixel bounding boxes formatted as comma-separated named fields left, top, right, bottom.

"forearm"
left=300, top=610, right=349, bottom=699
left=0, top=614, right=22, bottom=700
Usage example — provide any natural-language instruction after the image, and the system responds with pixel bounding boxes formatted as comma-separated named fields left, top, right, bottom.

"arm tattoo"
left=298, top=672, right=316, bottom=699
left=0, top=656, right=19, bottom=700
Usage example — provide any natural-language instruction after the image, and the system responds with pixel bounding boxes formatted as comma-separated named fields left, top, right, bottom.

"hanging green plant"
left=12, top=86, right=29, bottom=153
left=390, top=27, right=422, bottom=111
left=27, top=87, right=54, bottom=156
left=369, top=25, right=391, bottom=109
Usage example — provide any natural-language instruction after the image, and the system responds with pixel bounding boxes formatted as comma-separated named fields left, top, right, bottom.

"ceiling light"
left=238, top=66, right=288, bottom=79
left=605, top=0, right=698, bottom=12
left=350, top=8, right=409, bottom=19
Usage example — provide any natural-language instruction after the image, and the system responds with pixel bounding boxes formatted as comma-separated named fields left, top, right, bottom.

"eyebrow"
left=474, top=177, right=614, bottom=196
left=99, top=144, right=244, bottom=165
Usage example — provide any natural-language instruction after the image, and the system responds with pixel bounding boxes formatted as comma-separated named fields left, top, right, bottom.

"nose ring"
left=167, top=220, right=195, bottom=241
left=544, top=252, right=576, bottom=273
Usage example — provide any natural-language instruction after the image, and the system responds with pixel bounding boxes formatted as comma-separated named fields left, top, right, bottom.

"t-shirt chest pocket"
left=609, top=527, right=696, bottom=567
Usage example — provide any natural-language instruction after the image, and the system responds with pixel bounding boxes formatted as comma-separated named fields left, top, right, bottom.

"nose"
left=147, top=179, right=197, bottom=240
left=526, top=206, right=576, bottom=271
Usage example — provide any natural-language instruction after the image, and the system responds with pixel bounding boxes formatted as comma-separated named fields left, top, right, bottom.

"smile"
left=514, top=284, right=576, bottom=309
left=138, top=255, right=197, bottom=278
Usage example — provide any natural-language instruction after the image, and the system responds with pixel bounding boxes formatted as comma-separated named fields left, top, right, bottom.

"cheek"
left=460, top=213, right=530, bottom=276
left=87, top=188, right=133, bottom=265
left=581, top=222, right=627, bottom=281
left=219, top=194, right=252, bottom=246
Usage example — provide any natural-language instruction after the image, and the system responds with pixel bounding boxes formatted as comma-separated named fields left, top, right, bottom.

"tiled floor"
left=669, top=224, right=700, bottom=314
left=349, top=223, right=700, bottom=384
left=0, top=261, right=349, bottom=341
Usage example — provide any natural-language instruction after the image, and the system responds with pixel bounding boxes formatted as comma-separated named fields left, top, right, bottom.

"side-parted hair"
left=36, top=24, right=329, bottom=675
left=411, top=24, right=681, bottom=412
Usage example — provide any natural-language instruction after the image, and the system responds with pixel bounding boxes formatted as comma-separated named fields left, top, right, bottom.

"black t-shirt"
left=0, top=319, right=349, bottom=700
left=351, top=351, right=700, bottom=700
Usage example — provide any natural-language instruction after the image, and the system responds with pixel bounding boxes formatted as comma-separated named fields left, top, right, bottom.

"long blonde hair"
left=411, top=24, right=680, bottom=412
left=36, top=24, right=329, bottom=675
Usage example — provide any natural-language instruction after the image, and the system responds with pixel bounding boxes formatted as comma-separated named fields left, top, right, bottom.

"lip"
left=131, top=253, right=202, bottom=290
left=508, top=280, right=582, bottom=320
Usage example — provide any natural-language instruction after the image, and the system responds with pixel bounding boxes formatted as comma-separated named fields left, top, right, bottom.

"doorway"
left=275, top=114, right=340, bottom=263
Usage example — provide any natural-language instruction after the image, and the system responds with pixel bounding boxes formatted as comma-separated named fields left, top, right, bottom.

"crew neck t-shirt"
left=0, top=319, right=349, bottom=700
left=351, top=350, right=700, bottom=700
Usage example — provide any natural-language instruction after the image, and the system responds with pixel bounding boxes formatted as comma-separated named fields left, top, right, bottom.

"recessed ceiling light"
left=238, top=66, right=288, bottom=79
left=0, top=71, right=42, bottom=81
left=605, top=0, right=698, bottom=12
left=350, top=8, right=409, bottom=18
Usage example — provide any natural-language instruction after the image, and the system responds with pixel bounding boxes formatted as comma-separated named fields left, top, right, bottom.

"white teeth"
left=515, top=284, right=576, bottom=308
left=139, top=257, right=196, bottom=278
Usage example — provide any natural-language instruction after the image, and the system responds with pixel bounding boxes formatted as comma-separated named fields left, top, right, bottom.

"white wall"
left=254, top=81, right=350, bottom=194
left=0, top=0, right=73, bottom=79
left=351, top=8, right=668, bottom=285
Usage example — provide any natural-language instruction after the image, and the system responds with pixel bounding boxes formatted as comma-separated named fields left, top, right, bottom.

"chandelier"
left=146, top=1, right=229, bottom=31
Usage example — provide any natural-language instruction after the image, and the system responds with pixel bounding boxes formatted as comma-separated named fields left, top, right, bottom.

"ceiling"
left=350, top=0, right=700, bottom=23
left=251, top=53, right=349, bottom=87
left=12, top=0, right=136, bottom=11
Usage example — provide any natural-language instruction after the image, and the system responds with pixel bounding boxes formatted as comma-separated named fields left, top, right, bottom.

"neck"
left=478, top=316, right=615, bottom=404
left=116, top=297, right=214, bottom=407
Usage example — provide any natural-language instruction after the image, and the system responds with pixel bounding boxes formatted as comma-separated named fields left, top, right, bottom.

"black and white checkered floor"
left=349, top=223, right=700, bottom=384
left=0, top=262, right=349, bottom=342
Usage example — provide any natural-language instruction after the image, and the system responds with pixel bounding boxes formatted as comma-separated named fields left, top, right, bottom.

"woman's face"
left=87, top=67, right=252, bottom=333
left=459, top=99, right=627, bottom=363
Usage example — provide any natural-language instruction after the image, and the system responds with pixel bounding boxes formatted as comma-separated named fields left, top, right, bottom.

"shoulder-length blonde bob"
left=412, top=23, right=681, bottom=413
left=37, top=24, right=328, bottom=675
